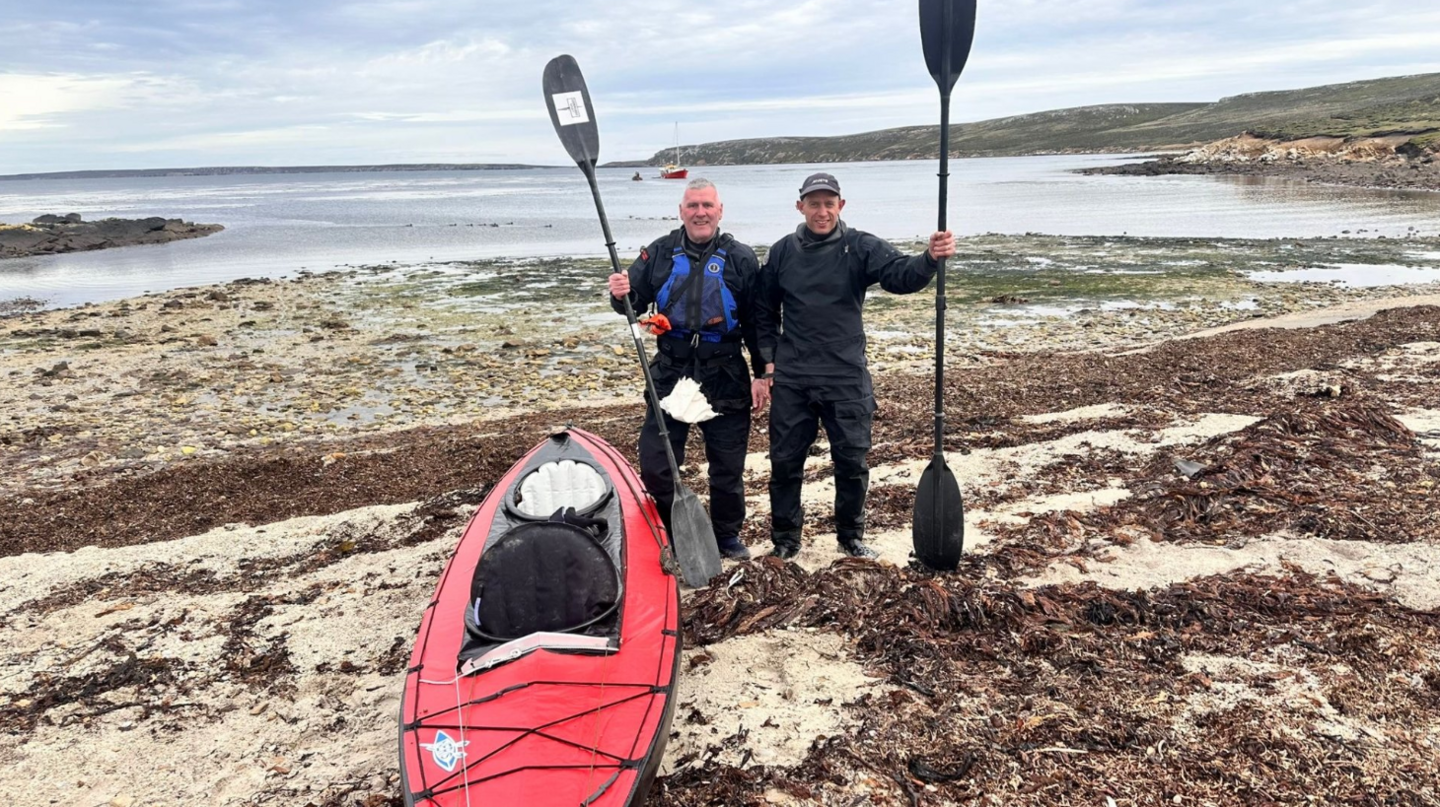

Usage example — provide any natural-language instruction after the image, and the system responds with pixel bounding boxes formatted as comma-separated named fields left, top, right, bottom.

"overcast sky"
left=3, top=0, right=1439, bottom=174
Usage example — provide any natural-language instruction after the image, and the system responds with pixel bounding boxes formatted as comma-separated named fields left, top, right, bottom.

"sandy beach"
left=2, top=238, right=1439, bottom=806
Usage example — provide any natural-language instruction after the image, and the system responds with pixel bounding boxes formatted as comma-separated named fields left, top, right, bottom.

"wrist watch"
left=757, top=372, right=773, bottom=380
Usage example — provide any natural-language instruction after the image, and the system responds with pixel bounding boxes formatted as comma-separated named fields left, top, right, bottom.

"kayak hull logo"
left=421, top=730, right=470, bottom=772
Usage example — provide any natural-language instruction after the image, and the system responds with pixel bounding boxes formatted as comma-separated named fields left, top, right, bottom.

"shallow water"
left=1247, top=263, right=1440, bottom=287
left=3, top=155, right=1440, bottom=308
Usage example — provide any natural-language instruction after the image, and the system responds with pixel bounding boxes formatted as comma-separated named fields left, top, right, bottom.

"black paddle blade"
left=919, top=0, right=978, bottom=92
left=542, top=54, right=601, bottom=169
left=670, top=483, right=721, bottom=588
left=912, top=458, right=964, bottom=570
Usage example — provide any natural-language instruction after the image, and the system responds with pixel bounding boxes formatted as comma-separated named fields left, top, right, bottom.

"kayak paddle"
left=911, top=0, right=976, bottom=571
left=541, top=54, right=722, bottom=588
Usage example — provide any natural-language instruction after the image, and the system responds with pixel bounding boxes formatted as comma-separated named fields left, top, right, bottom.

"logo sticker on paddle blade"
left=421, top=730, right=470, bottom=772
left=551, top=91, right=589, bottom=126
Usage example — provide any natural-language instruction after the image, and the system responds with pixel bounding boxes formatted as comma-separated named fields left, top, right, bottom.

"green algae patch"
left=6, top=232, right=1439, bottom=497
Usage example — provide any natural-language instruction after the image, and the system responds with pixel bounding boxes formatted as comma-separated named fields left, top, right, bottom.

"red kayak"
left=399, top=428, right=680, bottom=806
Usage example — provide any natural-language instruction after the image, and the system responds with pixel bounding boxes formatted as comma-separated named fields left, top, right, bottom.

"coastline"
left=1083, top=135, right=1440, bottom=193
left=2, top=240, right=1440, bottom=805
left=1085, top=154, right=1440, bottom=192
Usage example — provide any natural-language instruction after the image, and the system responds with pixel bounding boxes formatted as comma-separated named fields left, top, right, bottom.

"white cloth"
left=516, top=460, right=608, bottom=517
left=659, top=376, right=718, bottom=423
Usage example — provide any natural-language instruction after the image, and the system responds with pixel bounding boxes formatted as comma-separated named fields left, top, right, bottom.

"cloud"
left=0, top=74, right=144, bottom=131
left=2, top=0, right=1440, bottom=172
left=107, top=124, right=338, bottom=153
left=362, top=36, right=512, bottom=71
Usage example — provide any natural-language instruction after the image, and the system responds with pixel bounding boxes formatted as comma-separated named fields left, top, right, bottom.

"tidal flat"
left=2, top=231, right=1440, bottom=807
left=3, top=233, right=1439, bottom=497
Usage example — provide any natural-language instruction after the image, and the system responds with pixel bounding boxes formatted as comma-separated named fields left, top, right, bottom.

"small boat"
left=399, top=428, right=681, bottom=806
left=658, top=123, right=688, bottom=179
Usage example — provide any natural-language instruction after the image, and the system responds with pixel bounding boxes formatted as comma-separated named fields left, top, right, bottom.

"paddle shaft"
left=934, top=93, right=950, bottom=460
left=580, top=169, right=687, bottom=477
left=931, top=0, right=954, bottom=532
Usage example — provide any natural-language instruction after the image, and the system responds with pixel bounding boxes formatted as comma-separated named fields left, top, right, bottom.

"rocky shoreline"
left=0, top=213, right=223, bottom=259
left=3, top=233, right=1439, bottom=499
left=1083, top=134, right=1440, bottom=192
left=2, top=238, right=1439, bottom=806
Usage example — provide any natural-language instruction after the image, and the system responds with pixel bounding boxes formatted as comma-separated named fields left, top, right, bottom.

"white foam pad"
left=516, top=460, right=608, bottom=517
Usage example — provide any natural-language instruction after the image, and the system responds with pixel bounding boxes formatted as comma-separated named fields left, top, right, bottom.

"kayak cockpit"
left=458, top=449, right=627, bottom=674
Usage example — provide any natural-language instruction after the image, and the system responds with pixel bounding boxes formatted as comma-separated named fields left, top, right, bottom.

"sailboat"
left=659, top=122, right=688, bottom=180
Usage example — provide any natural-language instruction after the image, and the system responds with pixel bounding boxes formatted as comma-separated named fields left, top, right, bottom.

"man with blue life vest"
left=755, top=172, right=955, bottom=561
left=607, top=178, right=769, bottom=561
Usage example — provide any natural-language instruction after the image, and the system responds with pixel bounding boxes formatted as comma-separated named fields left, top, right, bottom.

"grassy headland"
left=632, top=72, right=1440, bottom=166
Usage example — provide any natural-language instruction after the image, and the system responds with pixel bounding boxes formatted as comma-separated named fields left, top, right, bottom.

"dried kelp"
left=665, top=562, right=1440, bottom=806
left=1124, top=403, right=1437, bottom=544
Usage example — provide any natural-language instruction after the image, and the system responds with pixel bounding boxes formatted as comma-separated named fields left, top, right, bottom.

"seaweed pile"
left=661, top=560, right=1440, bottom=806
left=978, top=402, right=1439, bottom=580
left=1130, top=405, right=1437, bottom=544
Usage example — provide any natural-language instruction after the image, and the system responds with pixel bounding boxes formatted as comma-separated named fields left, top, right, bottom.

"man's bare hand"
left=751, top=377, right=771, bottom=411
left=607, top=272, right=630, bottom=299
left=926, top=230, right=956, bottom=261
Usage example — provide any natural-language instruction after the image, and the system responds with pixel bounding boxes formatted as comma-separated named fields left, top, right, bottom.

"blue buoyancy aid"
left=655, top=245, right=739, bottom=343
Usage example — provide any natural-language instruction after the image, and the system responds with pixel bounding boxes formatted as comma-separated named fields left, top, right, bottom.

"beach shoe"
left=838, top=539, right=878, bottom=559
left=770, top=542, right=800, bottom=560
left=717, top=535, right=751, bottom=561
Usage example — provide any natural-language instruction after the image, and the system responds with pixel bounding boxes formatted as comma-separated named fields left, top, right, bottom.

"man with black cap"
left=755, top=171, right=955, bottom=560
left=607, top=177, right=770, bottom=560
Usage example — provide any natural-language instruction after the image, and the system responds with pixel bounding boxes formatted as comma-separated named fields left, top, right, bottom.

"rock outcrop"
left=1082, top=133, right=1440, bottom=191
left=1176, top=133, right=1428, bottom=165
left=0, top=215, right=223, bottom=259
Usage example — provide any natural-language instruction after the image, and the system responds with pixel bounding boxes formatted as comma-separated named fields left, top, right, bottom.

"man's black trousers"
left=638, top=390, right=751, bottom=543
left=767, top=383, right=876, bottom=549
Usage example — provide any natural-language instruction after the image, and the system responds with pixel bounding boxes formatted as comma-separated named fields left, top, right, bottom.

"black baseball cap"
left=798, top=172, right=841, bottom=198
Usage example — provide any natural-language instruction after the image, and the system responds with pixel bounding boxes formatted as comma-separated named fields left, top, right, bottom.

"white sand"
left=663, top=630, right=879, bottom=774
left=1026, top=531, right=1440, bottom=611
left=1176, top=652, right=1373, bottom=743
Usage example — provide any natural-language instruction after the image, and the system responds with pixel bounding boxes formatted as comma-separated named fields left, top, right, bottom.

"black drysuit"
left=755, top=221, right=937, bottom=548
left=611, top=229, right=764, bottom=542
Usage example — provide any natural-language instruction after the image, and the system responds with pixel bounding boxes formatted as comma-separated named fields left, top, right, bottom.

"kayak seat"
left=513, top=460, right=610, bottom=518
left=469, top=520, right=620, bottom=642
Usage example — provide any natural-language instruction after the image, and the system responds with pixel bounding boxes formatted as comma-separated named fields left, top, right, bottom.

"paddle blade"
left=919, top=0, right=978, bottom=92
left=542, top=54, right=601, bottom=169
left=912, top=458, right=964, bottom=570
left=670, top=483, right=721, bottom=588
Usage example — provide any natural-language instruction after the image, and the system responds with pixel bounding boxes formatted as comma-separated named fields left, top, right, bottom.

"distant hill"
left=0, top=163, right=551, bottom=181
left=638, top=72, right=1440, bottom=166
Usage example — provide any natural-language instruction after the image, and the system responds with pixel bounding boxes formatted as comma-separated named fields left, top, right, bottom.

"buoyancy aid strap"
left=653, top=244, right=691, bottom=317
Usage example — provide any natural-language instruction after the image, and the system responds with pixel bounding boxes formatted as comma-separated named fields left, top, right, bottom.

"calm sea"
left=3, top=155, right=1439, bottom=309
